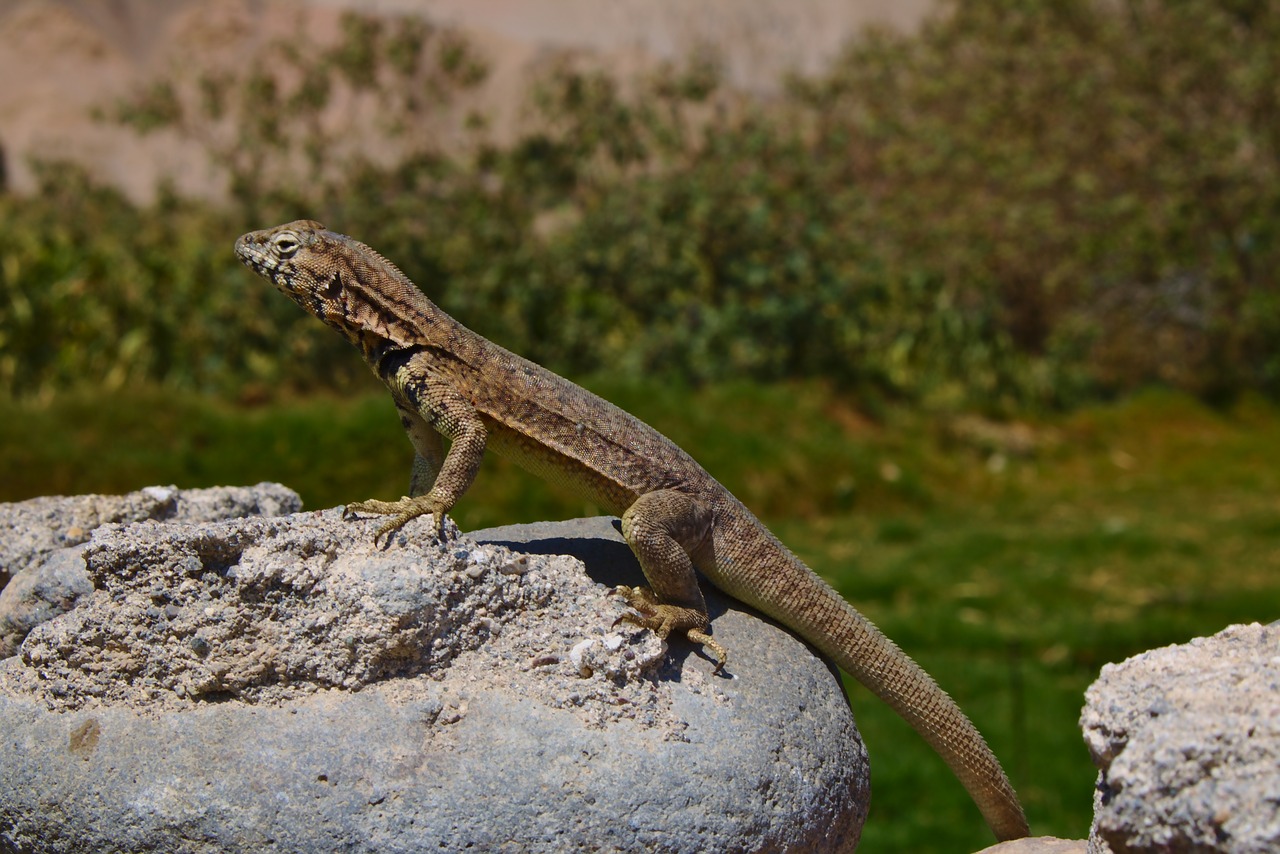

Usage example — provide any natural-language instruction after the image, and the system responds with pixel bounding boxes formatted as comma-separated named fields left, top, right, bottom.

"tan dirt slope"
left=0, top=0, right=931, bottom=202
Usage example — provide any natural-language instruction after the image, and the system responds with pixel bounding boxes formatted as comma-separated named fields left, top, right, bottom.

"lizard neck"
left=333, top=259, right=462, bottom=365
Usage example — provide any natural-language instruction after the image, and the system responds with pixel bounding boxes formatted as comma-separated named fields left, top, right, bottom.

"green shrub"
left=797, top=0, right=1280, bottom=401
left=3, top=2, right=1279, bottom=409
left=0, top=167, right=369, bottom=399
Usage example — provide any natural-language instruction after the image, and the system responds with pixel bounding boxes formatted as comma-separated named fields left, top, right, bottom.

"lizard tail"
left=777, top=578, right=1030, bottom=841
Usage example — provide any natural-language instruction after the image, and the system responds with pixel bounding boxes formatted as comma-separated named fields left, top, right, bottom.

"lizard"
left=234, top=220, right=1030, bottom=842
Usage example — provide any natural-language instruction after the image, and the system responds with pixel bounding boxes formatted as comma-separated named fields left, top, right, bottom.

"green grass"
left=3, top=383, right=1277, bottom=850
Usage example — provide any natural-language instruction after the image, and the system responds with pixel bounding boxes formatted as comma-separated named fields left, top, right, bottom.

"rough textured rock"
left=0, top=484, right=301, bottom=658
left=1081, top=622, right=1280, bottom=854
left=0, top=547, right=93, bottom=661
left=0, top=483, right=301, bottom=586
left=0, top=512, right=867, bottom=853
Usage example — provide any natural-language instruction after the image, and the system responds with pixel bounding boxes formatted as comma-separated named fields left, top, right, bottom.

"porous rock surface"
left=0, top=484, right=301, bottom=658
left=0, top=483, right=302, bottom=585
left=0, top=511, right=867, bottom=853
left=1081, top=622, right=1280, bottom=853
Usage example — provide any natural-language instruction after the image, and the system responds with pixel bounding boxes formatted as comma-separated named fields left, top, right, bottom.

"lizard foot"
left=343, top=496, right=447, bottom=547
left=613, top=585, right=727, bottom=673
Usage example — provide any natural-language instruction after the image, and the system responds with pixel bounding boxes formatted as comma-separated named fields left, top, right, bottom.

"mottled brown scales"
left=234, top=220, right=1030, bottom=841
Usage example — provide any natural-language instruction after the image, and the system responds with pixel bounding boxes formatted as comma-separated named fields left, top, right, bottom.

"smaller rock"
left=1081, top=622, right=1280, bottom=853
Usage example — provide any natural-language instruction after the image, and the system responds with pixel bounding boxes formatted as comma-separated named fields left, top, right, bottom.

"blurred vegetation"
left=799, top=0, right=1280, bottom=405
left=3, top=383, right=1278, bottom=847
left=2, top=0, right=1279, bottom=410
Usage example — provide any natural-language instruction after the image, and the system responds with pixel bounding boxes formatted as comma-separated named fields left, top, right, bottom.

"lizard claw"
left=343, top=496, right=448, bottom=547
left=688, top=629, right=728, bottom=675
left=372, top=515, right=412, bottom=549
left=612, top=586, right=727, bottom=674
left=612, top=609, right=650, bottom=631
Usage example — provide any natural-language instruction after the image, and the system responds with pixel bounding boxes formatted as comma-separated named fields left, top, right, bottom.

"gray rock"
left=0, top=482, right=301, bottom=589
left=0, top=484, right=302, bottom=657
left=0, top=513, right=867, bottom=853
left=0, top=547, right=93, bottom=660
left=1081, top=622, right=1280, bottom=853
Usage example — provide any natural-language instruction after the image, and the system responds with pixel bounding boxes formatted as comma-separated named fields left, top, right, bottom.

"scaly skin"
left=234, top=220, right=1030, bottom=841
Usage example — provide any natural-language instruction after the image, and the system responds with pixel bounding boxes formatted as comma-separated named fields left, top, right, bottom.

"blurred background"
left=2, top=0, right=1278, bottom=848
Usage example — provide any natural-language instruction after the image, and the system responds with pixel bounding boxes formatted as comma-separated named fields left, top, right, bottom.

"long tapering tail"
left=713, top=520, right=1031, bottom=841
left=781, top=579, right=1029, bottom=840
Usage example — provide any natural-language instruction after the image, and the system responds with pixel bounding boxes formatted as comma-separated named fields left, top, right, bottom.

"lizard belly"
left=483, top=417, right=639, bottom=515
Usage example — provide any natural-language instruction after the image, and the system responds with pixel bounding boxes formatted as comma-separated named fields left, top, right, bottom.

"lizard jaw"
left=233, top=235, right=279, bottom=278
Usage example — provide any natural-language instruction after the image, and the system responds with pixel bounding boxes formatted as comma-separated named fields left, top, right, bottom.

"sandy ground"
left=0, top=0, right=932, bottom=202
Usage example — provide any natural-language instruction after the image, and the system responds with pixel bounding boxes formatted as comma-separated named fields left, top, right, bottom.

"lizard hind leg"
left=617, top=490, right=727, bottom=673
left=613, top=591, right=728, bottom=673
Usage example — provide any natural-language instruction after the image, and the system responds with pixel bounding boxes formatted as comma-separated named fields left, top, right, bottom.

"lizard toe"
left=343, top=495, right=450, bottom=546
left=612, top=594, right=725, bottom=672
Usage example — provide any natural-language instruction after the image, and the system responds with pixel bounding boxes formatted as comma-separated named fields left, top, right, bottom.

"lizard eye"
left=273, top=234, right=300, bottom=258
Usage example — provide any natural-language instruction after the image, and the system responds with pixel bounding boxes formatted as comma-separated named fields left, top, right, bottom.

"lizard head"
left=235, top=220, right=428, bottom=349
left=234, top=219, right=343, bottom=321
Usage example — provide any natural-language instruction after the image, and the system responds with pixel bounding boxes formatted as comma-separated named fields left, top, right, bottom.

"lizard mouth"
left=233, top=235, right=295, bottom=294
left=233, top=236, right=274, bottom=275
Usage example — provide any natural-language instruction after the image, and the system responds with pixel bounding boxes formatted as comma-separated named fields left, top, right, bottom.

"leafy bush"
left=3, top=2, right=1279, bottom=409
left=796, top=0, right=1280, bottom=401
left=0, top=168, right=372, bottom=399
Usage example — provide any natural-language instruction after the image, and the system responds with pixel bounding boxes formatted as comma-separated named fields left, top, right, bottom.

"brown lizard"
left=234, top=220, right=1030, bottom=841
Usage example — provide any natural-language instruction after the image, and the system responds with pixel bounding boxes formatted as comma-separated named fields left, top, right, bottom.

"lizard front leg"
left=616, top=489, right=728, bottom=672
left=346, top=353, right=486, bottom=544
left=396, top=398, right=445, bottom=499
